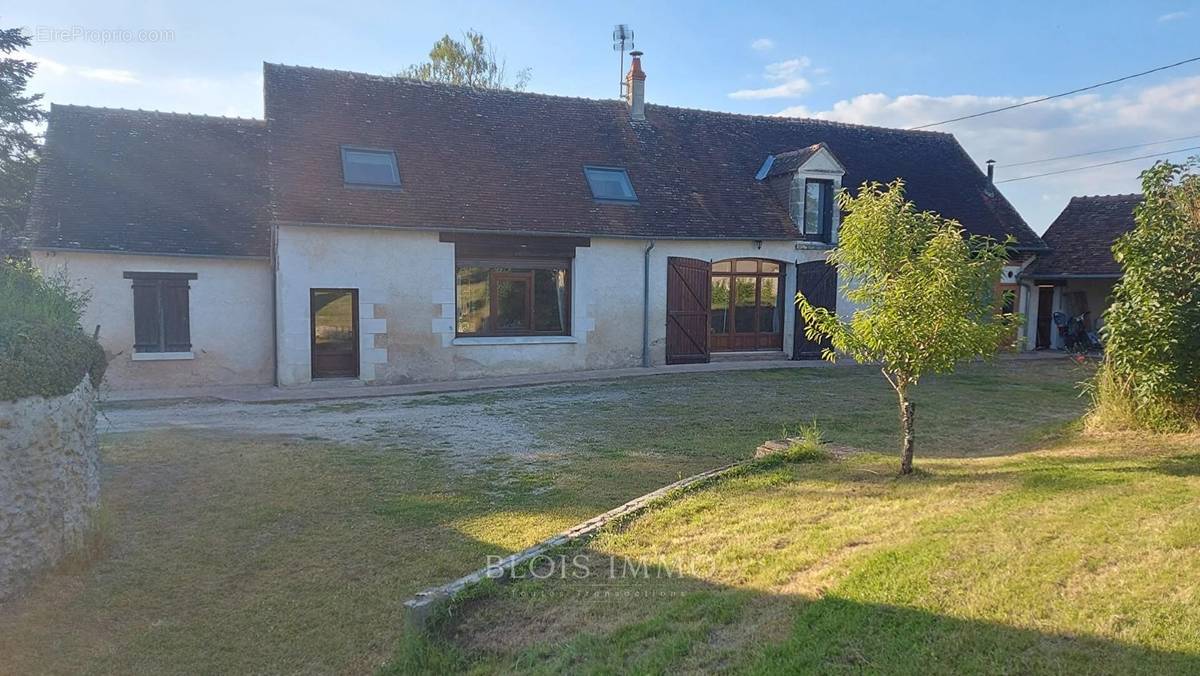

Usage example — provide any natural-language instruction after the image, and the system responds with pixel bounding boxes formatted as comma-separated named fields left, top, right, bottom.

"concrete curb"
left=402, top=459, right=750, bottom=629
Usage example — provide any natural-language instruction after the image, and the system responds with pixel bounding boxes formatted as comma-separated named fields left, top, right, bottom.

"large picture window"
left=124, top=271, right=196, bottom=353
left=456, top=264, right=570, bottom=336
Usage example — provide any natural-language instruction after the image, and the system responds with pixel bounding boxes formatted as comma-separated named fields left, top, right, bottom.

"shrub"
left=0, top=260, right=105, bottom=400
left=1089, top=158, right=1200, bottom=431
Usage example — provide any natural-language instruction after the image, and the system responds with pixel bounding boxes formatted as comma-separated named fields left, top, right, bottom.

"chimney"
left=986, top=159, right=995, bottom=184
left=626, top=50, right=646, bottom=121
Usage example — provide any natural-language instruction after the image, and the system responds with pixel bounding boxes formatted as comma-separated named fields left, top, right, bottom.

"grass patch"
left=0, top=360, right=1091, bottom=673
left=413, top=432, right=1200, bottom=673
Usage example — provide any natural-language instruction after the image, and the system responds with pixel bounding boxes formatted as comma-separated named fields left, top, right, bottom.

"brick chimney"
left=626, top=51, right=646, bottom=121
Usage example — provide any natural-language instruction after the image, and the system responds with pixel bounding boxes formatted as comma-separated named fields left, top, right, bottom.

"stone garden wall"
left=0, top=377, right=99, bottom=600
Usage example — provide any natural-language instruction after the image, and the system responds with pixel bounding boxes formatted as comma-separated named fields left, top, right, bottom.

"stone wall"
left=0, top=377, right=99, bottom=600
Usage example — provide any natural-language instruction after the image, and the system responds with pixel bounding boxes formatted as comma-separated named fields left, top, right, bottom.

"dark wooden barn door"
left=793, top=260, right=838, bottom=360
left=666, top=257, right=711, bottom=365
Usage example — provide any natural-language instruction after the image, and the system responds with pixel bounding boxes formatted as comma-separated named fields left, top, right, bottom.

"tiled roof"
left=1026, top=194, right=1141, bottom=278
left=265, top=63, right=1042, bottom=247
left=764, top=143, right=827, bottom=178
left=29, top=105, right=270, bottom=257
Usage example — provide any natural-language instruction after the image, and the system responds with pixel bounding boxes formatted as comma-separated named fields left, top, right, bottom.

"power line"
left=996, top=145, right=1200, bottom=184
left=910, top=55, right=1200, bottom=130
left=999, top=133, right=1200, bottom=168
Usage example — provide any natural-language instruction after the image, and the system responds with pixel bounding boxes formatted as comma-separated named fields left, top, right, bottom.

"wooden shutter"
left=666, top=257, right=711, bottom=365
left=131, top=279, right=163, bottom=352
left=794, top=260, right=838, bottom=360
left=161, top=279, right=192, bottom=351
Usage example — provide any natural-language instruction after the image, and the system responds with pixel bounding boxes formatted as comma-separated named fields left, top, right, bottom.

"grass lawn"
left=0, top=360, right=1091, bottom=673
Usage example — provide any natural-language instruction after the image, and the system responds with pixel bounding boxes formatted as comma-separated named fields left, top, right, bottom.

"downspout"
left=641, top=240, right=655, bottom=367
left=270, top=222, right=280, bottom=387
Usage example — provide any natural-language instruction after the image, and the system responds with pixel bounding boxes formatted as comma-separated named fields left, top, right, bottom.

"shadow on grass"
left=397, top=551, right=1200, bottom=675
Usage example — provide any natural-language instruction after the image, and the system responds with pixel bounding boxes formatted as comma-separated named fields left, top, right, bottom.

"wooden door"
left=311, top=288, right=360, bottom=378
left=666, top=257, right=711, bottom=365
left=793, top=260, right=837, bottom=360
left=1036, top=286, right=1054, bottom=349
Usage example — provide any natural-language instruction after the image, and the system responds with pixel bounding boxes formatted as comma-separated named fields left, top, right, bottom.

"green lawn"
left=401, top=417, right=1200, bottom=671
left=0, top=360, right=1092, bottom=674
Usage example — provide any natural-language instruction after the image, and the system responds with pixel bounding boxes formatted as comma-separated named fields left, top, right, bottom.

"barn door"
left=666, top=257, right=711, bottom=365
left=793, top=260, right=838, bottom=360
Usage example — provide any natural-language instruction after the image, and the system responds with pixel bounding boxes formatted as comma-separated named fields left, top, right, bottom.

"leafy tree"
left=1091, top=158, right=1200, bottom=430
left=402, top=30, right=530, bottom=91
left=0, top=27, right=44, bottom=256
left=796, top=180, right=1017, bottom=474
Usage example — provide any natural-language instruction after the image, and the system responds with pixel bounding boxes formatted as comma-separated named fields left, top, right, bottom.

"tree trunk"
left=899, top=397, right=915, bottom=475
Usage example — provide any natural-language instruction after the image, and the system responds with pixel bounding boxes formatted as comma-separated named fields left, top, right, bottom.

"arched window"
left=710, top=258, right=784, bottom=352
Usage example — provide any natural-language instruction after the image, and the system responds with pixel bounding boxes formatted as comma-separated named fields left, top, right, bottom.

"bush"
left=1089, top=158, right=1200, bottom=431
left=0, top=260, right=105, bottom=400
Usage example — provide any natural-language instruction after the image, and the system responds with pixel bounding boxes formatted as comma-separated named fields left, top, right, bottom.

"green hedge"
left=0, top=261, right=106, bottom=401
left=0, top=320, right=107, bottom=401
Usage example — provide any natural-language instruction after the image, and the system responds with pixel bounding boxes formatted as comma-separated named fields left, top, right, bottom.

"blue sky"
left=8, top=1, right=1200, bottom=231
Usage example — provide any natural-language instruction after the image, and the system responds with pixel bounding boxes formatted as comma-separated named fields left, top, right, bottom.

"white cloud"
left=775, top=76, right=1200, bottom=232
left=750, top=37, right=775, bottom=52
left=77, top=68, right=140, bottom=84
left=18, top=50, right=140, bottom=85
left=729, top=57, right=816, bottom=100
left=1158, top=11, right=1189, bottom=21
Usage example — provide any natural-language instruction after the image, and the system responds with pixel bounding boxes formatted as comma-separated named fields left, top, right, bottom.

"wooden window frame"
left=123, top=271, right=197, bottom=353
left=709, top=259, right=784, bottom=352
left=455, top=263, right=572, bottom=338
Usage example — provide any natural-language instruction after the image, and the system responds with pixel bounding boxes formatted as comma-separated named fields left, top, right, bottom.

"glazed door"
left=310, top=288, right=360, bottom=378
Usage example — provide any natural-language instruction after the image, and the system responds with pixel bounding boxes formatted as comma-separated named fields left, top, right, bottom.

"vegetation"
left=1090, top=158, right=1200, bottom=431
left=0, top=27, right=44, bottom=255
left=406, top=429, right=1200, bottom=674
left=0, top=260, right=105, bottom=399
left=0, top=361, right=1084, bottom=673
left=401, top=30, right=530, bottom=91
left=796, top=180, right=1018, bottom=474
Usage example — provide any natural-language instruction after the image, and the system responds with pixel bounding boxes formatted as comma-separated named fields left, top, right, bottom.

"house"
left=1019, top=194, right=1140, bottom=350
left=28, top=55, right=1042, bottom=390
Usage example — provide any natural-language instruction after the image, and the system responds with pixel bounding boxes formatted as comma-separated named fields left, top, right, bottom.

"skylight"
left=583, top=166, right=637, bottom=202
left=341, top=147, right=401, bottom=187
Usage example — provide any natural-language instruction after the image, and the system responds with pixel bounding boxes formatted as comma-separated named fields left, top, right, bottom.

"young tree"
left=0, top=27, right=44, bottom=256
left=402, top=30, right=530, bottom=91
left=1092, top=158, right=1200, bottom=430
left=796, top=180, right=1017, bottom=474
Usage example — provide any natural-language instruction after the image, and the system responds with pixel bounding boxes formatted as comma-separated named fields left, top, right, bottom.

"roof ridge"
left=50, top=103, right=264, bottom=124
left=262, top=61, right=952, bottom=138
left=263, top=61, right=627, bottom=108
left=1071, top=193, right=1143, bottom=200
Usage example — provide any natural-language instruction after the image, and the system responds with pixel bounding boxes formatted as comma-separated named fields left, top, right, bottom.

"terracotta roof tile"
left=29, top=105, right=269, bottom=257
left=264, top=63, right=1041, bottom=246
left=1026, top=194, right=1140, bottom=277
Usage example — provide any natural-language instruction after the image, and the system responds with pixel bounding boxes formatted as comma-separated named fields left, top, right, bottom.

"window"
left=710, top=258, right=785, bottom=352
left=791, top=178, right=834, bottom=240
left=583, top=166, right=637, bottom=202
left=124, top=272, right=196, bottom=353
left=456, top=266, right=570, bottom=336
left=341, top=147, right=401, bottom=187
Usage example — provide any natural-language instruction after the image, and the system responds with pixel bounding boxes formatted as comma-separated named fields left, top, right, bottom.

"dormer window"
left=584, top=166, right=637, bottom=202
left=803, top=179, right=834, bottom=239
left=341, top=147, right=401, bottom=188
left=760, top=142, right=844, bottom=244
